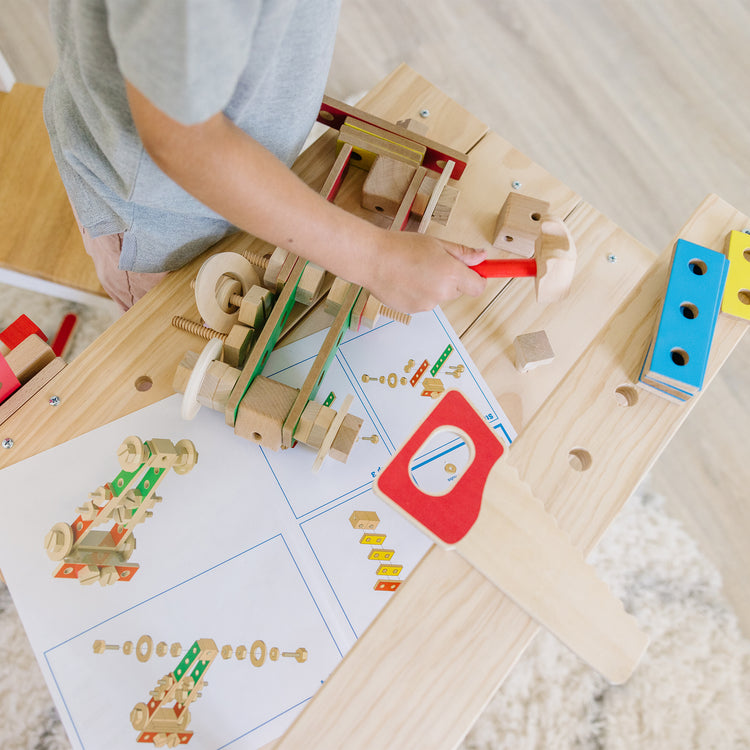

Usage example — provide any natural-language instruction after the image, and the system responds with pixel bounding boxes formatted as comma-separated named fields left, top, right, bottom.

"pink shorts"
left=73, top=214, right=169, bottom=312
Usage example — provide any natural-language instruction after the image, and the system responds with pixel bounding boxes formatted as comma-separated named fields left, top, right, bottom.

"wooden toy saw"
left=374, top=389, right=649, bottom=684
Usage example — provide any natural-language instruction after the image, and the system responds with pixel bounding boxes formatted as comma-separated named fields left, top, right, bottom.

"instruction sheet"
left=0, top=308, right=514, bottom=750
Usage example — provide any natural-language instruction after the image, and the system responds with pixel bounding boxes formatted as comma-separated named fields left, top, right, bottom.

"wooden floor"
left=2, top=0, right=749, bottom=633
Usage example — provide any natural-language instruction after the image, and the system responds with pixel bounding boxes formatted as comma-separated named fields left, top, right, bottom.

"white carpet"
left=1, top=284, right=749, bottom=749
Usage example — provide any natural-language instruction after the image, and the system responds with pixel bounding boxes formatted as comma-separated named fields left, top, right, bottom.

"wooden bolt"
left=240, top=248, right=271, bottom=271
left=92, top=640, right=120, bottom=654
left=171, top=316, right=228, bottom=342
left=362, top=434, right=379, bottom=443
left=281, top=647, right=308, bottom=663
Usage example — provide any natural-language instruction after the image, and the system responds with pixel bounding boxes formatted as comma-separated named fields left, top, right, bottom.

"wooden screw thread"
left=378, top=305, right=412, bottom=326
left=171, top=316, right=228, bottom=341
left=241, top=249, right=271, bottom=270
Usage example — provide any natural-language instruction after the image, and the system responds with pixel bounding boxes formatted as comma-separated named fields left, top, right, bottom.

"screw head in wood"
left=1, top=438, right=13, bottom=449
left=419, top=108, right=430, bottom=118
left=49, top=395, right=61, bottom=406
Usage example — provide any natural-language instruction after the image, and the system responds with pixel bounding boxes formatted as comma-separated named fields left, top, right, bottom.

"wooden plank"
left=0, top=84, right=105, bottom=295
left=273, top=195, right=748, bottom=749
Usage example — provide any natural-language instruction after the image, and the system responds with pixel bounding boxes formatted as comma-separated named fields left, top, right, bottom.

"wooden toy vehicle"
left=171, top=98, right=473, bottom=472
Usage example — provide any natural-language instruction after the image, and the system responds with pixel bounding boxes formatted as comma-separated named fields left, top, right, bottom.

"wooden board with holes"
left=0, top=65, right=747, bottom=750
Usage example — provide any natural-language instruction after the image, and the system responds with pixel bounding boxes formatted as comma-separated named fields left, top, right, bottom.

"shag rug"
left=1, top=282, right=749, bottom=749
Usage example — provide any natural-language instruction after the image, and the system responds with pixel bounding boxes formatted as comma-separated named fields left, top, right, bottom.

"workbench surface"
left=1, top=66, right=746, bottom=749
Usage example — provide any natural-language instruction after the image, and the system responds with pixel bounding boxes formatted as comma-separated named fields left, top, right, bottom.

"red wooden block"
left=0, top=352, right=22, bottom=403
left=0, top=314, right=47, bottom=350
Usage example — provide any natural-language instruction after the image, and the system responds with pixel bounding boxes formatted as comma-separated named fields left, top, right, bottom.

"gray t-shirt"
left=44, top=0, right=341, bottom=272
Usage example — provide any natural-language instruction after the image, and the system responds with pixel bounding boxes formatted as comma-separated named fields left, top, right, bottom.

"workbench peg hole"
left=568, top=448, right=592, bottom=472
left=530, top=212, right=541, bottom=222
left=688, top=259, right=707, bottom=276
left=680, top=303, right=698, bottom=319
left=135, top=376, right=153, bottom=392
left=614, top=385, right=638, bottom=407
left=738, top=289, right=750, bottom=306
left=670, top=348, right=689, bottom=366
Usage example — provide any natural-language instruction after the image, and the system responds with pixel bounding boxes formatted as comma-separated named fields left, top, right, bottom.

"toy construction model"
left=44, top=436, right=198, bottom=586
left=93, top=634, right=307, bottom=746
left=171, top=97, right=578, bottom=473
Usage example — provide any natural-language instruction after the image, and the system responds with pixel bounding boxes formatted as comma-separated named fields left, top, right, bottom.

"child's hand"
left=360, top=229, right=488, bottom=313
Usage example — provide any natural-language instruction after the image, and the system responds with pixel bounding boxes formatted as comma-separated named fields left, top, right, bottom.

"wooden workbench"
left=0, top=66, right=746, bottom=749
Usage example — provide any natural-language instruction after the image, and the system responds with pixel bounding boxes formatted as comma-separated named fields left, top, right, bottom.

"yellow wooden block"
left=721, top=230, right=750, bottom=320
left=360, top=532, right=386, bottom=545
left=368, top=548, right=395, bottom=561
left=376, top=563, right=403, bottom=576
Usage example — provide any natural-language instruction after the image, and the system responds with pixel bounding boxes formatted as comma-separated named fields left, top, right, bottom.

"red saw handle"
left=472, top=258, right=537, bottom=278
left=374, top=390, right=505, bottom=545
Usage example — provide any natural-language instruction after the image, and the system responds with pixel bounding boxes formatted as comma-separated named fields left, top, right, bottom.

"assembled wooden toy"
left=94, top=634, right=307, bottom=746
left=44, top=436, right=198, bottom=586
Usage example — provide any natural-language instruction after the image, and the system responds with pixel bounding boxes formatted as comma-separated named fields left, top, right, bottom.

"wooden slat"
left=0, top=84, right=105, bottom=295
left=272, top=195, right=748, bottom=749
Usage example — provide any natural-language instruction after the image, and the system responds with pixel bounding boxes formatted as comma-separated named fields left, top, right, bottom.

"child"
left=44, top=1, right=486, bottom=311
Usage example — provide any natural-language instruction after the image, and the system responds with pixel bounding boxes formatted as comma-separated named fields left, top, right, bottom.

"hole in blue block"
left=688, top=259, right=707, bottom=275
left=680, top=303, right=699, bottom=319
left=670, top=348, right=689, bottom=366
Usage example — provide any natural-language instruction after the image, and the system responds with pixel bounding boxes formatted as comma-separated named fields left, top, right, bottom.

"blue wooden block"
left=642, top=238, right=729, bottom=394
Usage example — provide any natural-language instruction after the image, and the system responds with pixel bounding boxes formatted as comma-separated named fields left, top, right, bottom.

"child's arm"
left=126, top=82, right=486, bottom=313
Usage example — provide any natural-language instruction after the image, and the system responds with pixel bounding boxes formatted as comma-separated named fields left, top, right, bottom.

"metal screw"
left=607, top=254, right=618, bottom=263
left=419, top=108, right=430, bottom=118
left=2, top=438, right=13, bottom=449
left=49, top=395, right=61, bottom=407
left=512, top=180, right=522, bottom=190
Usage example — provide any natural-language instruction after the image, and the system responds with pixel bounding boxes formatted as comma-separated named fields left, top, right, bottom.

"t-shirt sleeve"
left=106, top=0, right=260, bottom=125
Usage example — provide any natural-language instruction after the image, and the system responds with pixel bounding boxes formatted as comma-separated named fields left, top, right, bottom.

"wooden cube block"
left=295, top=263, right=328, bottom=306
left=514, top=331, right=555, bottom=372
left=307, top=404, right=337, bottom=449
left=349, top=510, right=380, bottom=530
left=234, top=376, right=299, bottom=451
left=5, top=334, right=55, bottom=383
left=223, top=324, right=255, bottom=368
left=324, top=277, right=353, bottom=316
left=412, top=175, right=460, bottom=226
left=362, top=155, right=417, bottom=217
left=238, top=285, right=274, bottom=329
left=173, top=350, right=199, bottom=394
left=329, top=412, right=364, bottom=463
left=493, top=192, right=549, bottom=258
